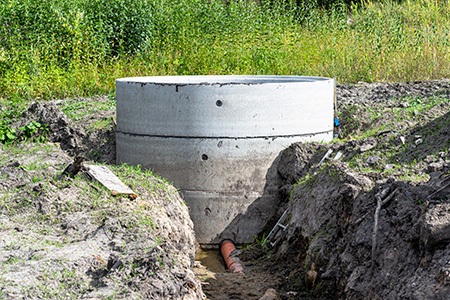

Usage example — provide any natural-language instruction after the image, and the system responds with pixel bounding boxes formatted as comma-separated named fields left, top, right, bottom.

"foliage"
left=82, top=0, right=154, bottom=57
left=0, top=0, right=450, bottom=103
left=20, top=120, right=48, bottom=142
left=0, top=120, right=48, bottom=144
left=0, top=123, right=16, bottom=144
left=0, top=103, right=19, bottom=144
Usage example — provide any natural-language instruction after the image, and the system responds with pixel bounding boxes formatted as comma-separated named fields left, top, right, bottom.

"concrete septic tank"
left=116, top=75, right=335, bottom=246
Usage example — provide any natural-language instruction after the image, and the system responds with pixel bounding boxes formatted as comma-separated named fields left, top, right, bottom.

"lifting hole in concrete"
left=216, top=100, right=223, bottom=107
left=204, top=207, right=211, bottom=216
left=202, top=154, right=209, bottom=161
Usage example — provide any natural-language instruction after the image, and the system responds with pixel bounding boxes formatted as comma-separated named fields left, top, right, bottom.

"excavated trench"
left=116, top=77, right=450, bottom=300
left=2, top=80, right=449, bottom=299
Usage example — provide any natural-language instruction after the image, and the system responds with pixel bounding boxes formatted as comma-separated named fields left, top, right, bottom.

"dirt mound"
left=0, top=100, right=203, bottom=299
left=17, top=99, right=116, bottom=163
left=274, top=156, right=449, bottom=299
left=338, top=80, right=450, bottom=104
left=262, top=81, right=450, bottom=299
left=23, top=102, right=87, bottom=155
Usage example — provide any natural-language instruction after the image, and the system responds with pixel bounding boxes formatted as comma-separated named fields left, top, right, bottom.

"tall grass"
left=1, top=0, right=449, bottom=101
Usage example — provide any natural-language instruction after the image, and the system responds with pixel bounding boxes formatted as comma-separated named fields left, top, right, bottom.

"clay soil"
left=1, top=80, right=450, bottom=299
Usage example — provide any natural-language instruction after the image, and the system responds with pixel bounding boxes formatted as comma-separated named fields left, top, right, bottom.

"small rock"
left=107, top=253, right=123, bottom=271
left=428, top=162, right=444, bottom=172
left=7, top=161, right=20, bottom=168
left=424, top=155, right=436, bottom=163
left=366, top=156, right=381, bottom=165
left=385, top=164, right=396, bottom=170
left=437, top=265, right=450, bottom=285
left=420, top=203, right=450, bottom=249
left=259, top=288, right=281, bottom=300
left=360, top=139, right=377, bottom=152
left=193, top=261, right=202, bottom=268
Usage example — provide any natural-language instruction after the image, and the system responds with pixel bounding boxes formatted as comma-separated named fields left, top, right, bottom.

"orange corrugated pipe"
left=220, top=239, right=244, bottom=274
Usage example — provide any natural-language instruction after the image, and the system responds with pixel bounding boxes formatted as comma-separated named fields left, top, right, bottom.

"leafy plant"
left=0, top=123, right=16, bottom=144
left=0, top=120, right=49, bottom=144
left=19, top=120, right=48, bottom=142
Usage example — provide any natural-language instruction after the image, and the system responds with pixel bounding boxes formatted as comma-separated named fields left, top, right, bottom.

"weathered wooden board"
left=86, top=165, right=137, bottom=199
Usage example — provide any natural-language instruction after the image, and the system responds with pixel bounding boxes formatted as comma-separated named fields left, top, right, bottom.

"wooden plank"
left=86, top=165, right=137, bottom=199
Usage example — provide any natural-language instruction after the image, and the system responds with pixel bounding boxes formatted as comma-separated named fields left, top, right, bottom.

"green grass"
left=61, top=96, right=116, bottom=122
left=1, top=0, right=450, bottom=103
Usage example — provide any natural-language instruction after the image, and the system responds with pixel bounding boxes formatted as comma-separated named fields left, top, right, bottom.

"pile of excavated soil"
left=262, top=80, right=450, bottom=299
left=275, top=157, right=449, bottom=299
left=0, top=100, right=203, bottom=299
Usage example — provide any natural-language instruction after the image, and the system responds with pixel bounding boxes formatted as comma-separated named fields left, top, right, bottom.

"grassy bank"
left=1, top=0, right=450, bottom=101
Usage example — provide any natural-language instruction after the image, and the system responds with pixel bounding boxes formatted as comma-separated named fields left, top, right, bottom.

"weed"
left=136, top=214, right=156, bottom=229
left=31, top=175, right=43, bottom=183
left=41, top=239, right=65, bottom=248
left=0, top=124, right=16, bottom=144
left=246, top=232, right=270, bottom=250
left=290, top=173, right=319, bottom=200
left=0, top=120, right=48, bottom=144
left=4, top=256, right=23, bottom=265
left=19, top=121, right=48, bottom=142
left=27, top=265, right=91, bottom=299
left=22, top=161, right=50, bottom=172
left=398, top=172, right=430, bottom=183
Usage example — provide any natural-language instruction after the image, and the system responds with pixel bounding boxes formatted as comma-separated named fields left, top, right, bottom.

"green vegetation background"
left=1, top=0, right=449, bottom=102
